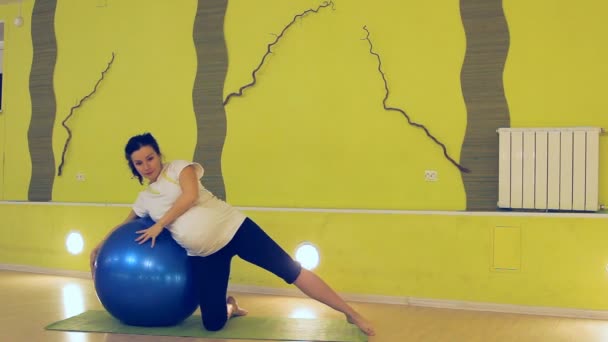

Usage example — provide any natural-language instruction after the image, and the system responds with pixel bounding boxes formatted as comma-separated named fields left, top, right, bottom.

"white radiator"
left=497, top=127, right=603, bottom=211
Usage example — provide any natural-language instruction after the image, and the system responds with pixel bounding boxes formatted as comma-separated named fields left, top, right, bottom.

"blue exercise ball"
left=94, top=217, right=199, bottom=326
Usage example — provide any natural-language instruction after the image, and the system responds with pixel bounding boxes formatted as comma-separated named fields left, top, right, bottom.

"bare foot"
left=227, top=296, right=249, bottom=317
left=346, top=312, right=375, bottom=336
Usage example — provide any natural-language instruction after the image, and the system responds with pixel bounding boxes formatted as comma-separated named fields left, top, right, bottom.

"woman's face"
left=130, top=145, right=162, bottom=183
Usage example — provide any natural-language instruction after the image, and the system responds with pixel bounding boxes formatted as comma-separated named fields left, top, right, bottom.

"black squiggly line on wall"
left=363, top=26, right=470, bottom=174
left=58, top=53, right=115, bottom=176
left=223, top=1, right=334, bottom=106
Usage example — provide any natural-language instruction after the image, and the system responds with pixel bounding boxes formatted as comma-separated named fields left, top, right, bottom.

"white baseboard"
left=2, top=263, right=607, bottom=320
left=407, top=297, right=608, bottom=320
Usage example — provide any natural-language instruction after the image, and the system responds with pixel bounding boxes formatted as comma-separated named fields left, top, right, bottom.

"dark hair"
left=125, top=132, right=162, bottom=184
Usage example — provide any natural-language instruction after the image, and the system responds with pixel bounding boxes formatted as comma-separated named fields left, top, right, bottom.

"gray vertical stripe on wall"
left=460, top=0, right=510, bottom=211
left=27, top=0, right=58, bottom=202
left=192, top=0, right=228, bottom=200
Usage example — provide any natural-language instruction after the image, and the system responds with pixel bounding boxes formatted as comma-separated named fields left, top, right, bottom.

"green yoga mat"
left=45, top=310, right=367, bottom=342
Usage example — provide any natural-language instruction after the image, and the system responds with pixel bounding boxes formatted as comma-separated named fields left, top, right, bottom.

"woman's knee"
left=202, top=314, right=227, bottom=331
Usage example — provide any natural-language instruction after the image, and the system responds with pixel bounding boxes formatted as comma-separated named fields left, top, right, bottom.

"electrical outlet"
left=76, top=172, right=86, bottom=182
left=424, top=170, right=438, bottom=182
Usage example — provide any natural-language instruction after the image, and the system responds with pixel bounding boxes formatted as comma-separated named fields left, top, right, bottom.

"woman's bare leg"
left=293, top=269, right=375, bottom=336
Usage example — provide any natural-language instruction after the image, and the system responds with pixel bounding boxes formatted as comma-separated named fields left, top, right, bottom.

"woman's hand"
left=135, top=223, right=164, bottom=248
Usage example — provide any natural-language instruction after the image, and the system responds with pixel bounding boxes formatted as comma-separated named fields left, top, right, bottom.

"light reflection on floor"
left=289, top=307, right=317, bottom=319
left=62, top=283, right=85, bottom=319
left=61, top=283, right=88, bottom=342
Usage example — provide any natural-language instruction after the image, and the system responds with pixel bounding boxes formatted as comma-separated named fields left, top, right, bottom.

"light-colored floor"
left=3, top=270, right=608, bottom=342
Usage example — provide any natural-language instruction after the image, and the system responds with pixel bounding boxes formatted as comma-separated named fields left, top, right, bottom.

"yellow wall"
left=2, top=203, right=608, bottom=310
left=0, top=0, right=34, bottom=200
left=50, top=0, right=199, bottom=203
left=223, top=0, right=467, bottom=210
left=1, top=0, right=469, bottom=209
left=1, top=0, right=608, bottom=313
left=504, top=0, right=608, bottom=200
left=2, top=1, right=606, bottom=207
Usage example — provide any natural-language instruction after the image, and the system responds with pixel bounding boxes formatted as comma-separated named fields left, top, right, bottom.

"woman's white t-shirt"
left=132, top=160, right=246, bottom=257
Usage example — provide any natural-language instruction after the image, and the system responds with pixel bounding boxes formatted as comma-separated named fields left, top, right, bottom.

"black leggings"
left=188, top=217, right=302, bottom=331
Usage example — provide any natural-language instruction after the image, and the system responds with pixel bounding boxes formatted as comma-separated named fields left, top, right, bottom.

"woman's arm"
left=90, top=210, right=138, bottom=278
left=135, top=165, right=200, bottom=247
left=155, top=165, right=200, bottom=228
left=105, top=210, right=138, bottom=241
